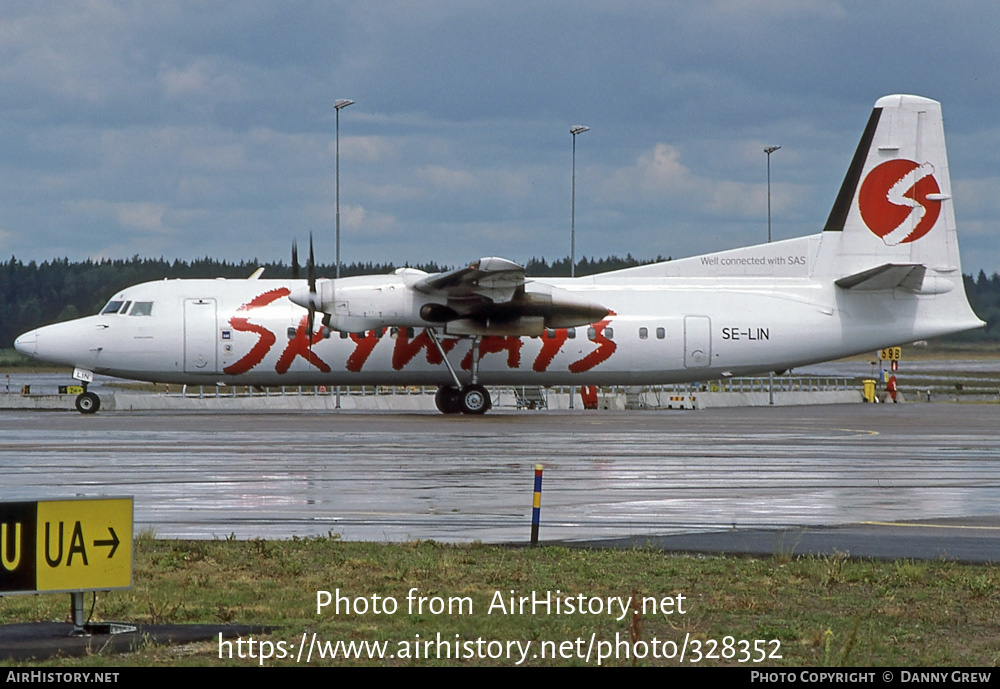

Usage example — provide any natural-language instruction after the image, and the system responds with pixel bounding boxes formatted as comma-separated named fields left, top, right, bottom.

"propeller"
left=306, top=233, right=318, bottom=338
left=288, top=233, right=327, bottom=343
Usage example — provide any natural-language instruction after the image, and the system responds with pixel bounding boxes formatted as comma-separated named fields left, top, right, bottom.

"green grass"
left=2, top=537, right=999, bottom=666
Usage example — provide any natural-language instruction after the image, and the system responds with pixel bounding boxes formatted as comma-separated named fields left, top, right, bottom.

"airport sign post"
left=879, top=347, right=902, bottom=361
left=530, top=465, right=543, bottom=546
left=1, top=496, right=133, bottom=634
left=0, top=496, right=133, bottom=595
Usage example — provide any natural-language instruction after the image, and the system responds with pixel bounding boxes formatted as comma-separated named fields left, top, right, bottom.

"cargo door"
left=684, top=315, right=711, bottom=368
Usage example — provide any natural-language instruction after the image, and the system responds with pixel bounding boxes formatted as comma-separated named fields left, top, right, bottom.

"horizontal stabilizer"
left=835, top=263, right=925, bottom=291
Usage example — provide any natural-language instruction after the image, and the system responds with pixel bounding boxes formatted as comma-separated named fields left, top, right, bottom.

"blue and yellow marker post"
left=530, top=465, right=543, bottom=546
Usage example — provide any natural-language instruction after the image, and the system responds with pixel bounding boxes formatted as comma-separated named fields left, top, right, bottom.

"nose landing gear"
left=75, top=390, right=101, bottom=414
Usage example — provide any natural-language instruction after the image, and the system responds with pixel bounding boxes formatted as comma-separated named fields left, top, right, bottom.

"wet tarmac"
left=2, top=404, right=1000, bottom=557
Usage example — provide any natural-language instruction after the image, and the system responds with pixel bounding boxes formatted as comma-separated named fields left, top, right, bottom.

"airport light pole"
left=334, top=99, right=354, bottom=410
left=765, top=145, right=780, bottom=404
left=569, top=125, right=589, bottom=410
left=335, top=99, right=355, bottom=280
left=570, top=125, right=589, bottom=279
left=764, top=145, right=780, bottom=244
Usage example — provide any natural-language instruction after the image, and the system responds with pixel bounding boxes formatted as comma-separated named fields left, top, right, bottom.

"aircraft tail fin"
left=819, top=94, right=982, bottom=334
left=821, top=94, right=961, bottom=277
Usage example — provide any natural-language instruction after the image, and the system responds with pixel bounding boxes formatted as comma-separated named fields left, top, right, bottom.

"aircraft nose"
left=13, top=330, right=37, bottom=358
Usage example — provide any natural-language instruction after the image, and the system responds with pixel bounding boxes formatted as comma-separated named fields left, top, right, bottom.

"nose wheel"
left=75, top=391, right=101, bottom=414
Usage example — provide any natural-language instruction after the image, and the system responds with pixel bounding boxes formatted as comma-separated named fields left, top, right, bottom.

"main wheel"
left=434, top=385, right=462, bottom=414
left=460, top=384, right=491, bottom=415
left=75, top=391, right=101, bottom=415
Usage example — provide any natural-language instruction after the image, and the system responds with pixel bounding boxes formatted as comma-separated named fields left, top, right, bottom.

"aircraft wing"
left=413, top=257, right=525, bottom=304
left=412, top=257, right=608, bottom=336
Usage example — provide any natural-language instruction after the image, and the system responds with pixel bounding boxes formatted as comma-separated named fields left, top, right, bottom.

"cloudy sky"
left=2, top=1, right=998, bottom=274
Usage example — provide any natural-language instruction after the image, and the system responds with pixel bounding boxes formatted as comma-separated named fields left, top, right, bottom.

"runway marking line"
left=834, top=428, right=879, bottom=437
left=861, top=520, right=1000, bottom=531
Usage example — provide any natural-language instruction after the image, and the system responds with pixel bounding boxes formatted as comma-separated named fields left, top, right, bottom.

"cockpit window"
left=101, top=300, right=125, bottom=315
left=130, top=301, right=153, bottom=316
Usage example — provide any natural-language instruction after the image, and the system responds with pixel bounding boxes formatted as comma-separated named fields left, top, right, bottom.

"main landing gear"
left=434, top=383, right=491, bottom=415
left=426, top=329, right=493, bottom=415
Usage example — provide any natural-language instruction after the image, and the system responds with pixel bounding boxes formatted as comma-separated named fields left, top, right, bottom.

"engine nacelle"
left=521, top=282, right=610, bottom=328
left=289, top=273, right=453, bottom=333
left=446, top=317, right=545, bottom=337
left=419, top=303, right=460, bottom=323
left=288, top=269, right=609, bottom=336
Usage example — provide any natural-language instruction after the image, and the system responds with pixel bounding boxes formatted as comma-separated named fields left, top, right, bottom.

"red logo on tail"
left=858, top=159, right=941, bottom=245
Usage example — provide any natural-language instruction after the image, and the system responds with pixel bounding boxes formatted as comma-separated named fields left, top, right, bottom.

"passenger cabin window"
left=101, top=300, right=125, bottom=315
left=129, top=301, right=153, bottom=316
left=566, top=327, right=576, bottom=339
left=639, top=327, right=648, bottom=339
left=587, top=327, right=596, bottom=340
left=656, top=327, right=665, bottom=339
left=605, top=327, right=614, bottom=339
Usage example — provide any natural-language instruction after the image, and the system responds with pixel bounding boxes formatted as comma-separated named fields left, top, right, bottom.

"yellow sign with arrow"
left=0, top=497, right=132, bottom=595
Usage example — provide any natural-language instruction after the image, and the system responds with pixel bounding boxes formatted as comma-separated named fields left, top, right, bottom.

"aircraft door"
left=184, top=298, right=219, bottom=373
left=684, top=315, right=712, bottom=368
